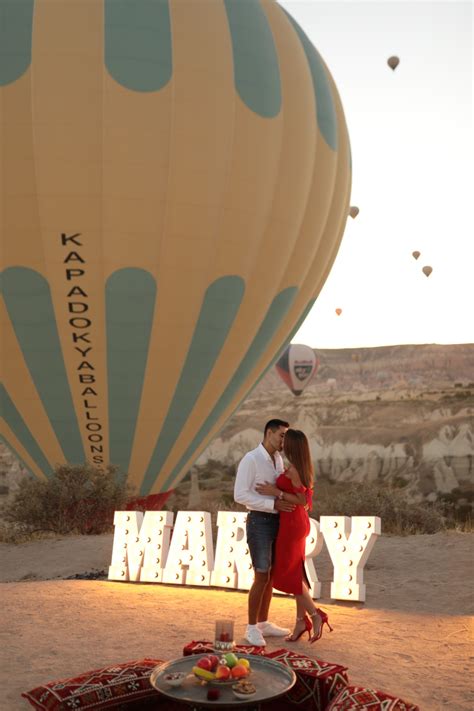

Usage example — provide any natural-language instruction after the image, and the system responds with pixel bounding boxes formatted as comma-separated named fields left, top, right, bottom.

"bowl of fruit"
left=192, top=653, right=252, bottom=686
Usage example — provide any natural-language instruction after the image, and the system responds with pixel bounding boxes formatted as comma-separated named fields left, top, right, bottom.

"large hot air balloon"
left=349, top=206, right=359, bottom=219
left=275, top=344, right=319, bottom=396
left=387, top=56, right=400, bottom=71
left=412, top=251, right=421, bottom=260
left=1, top=0, right=351, bottom=503
left=422, top=266, right=433, bottom=277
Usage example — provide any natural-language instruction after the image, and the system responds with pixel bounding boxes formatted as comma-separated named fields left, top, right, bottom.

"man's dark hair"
left=264, top=419, right=290, bottom=437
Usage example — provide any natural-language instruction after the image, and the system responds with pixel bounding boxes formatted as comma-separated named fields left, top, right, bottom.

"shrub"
left=2, top=464, right=129, bottom=536
left=312, top=481, right=446, bottom=535
left=436, top=490, right=473, bottom=531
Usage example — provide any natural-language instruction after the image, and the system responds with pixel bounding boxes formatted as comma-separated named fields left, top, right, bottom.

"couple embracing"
left=234, top=420, right=332, bottom=647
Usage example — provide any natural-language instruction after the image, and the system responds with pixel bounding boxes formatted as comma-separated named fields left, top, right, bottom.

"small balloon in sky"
left=349, top=206, right=359, bottom=219
left=412, top=250, right=421, bottom=260
left=387, top=56, right=400, bottom=71
left=422, top=266, right=433, bottom=277
left=335, top=308, right=343, bottom=316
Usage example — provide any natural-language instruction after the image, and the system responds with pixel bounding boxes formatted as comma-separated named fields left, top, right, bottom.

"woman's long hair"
left=283, top=429, right=314, bottom=488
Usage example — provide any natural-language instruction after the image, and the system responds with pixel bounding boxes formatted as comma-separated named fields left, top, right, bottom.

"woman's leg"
left=299, top=583, right=322, bottom=638
left=286, top=595, right=311, bottom=641
left=295, top=594, right=305, bottom=620
left=286, top=583, right=318, bottom=641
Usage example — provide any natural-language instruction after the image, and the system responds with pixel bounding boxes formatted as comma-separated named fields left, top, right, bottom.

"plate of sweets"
left=192, top=652, right=251, bottom=686
left=232, top=680, right=257, bottom=699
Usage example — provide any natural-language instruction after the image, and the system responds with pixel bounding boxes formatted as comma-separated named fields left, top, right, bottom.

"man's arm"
left=234, top=454, right=276, bottom=512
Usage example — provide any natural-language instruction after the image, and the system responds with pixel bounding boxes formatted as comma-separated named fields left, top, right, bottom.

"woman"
left=256, top=429, right=332, bottom=643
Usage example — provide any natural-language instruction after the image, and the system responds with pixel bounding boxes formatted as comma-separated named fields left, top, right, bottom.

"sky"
left=278, top=0, right=473, bottom=349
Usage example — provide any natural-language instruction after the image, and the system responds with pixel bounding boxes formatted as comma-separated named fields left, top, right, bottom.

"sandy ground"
left=1, top=531, right=473, bottom=711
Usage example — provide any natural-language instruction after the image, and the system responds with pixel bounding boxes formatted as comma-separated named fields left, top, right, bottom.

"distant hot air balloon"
left=387, top=56, right=400, bottom=71
left=275, top=344, right=319, bottom=396
left=412, top=251, right=421, bottom=260
left=335, top=308, right=343, bottom=316
left=349, top=206, right=359, bottom=219
left=1, top=0, right=351, bottom=504
left=422, top=266, right=433, bottom=277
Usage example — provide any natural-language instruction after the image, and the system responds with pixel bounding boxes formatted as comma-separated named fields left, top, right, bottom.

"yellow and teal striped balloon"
left=1, top=0, right=351, bottom=498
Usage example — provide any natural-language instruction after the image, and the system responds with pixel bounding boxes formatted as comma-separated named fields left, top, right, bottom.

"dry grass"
left=312, top=479, right=448, bottom=535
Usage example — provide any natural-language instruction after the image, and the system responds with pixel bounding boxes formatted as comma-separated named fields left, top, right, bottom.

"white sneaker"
left=244, top=625, right=266, bottom=646
left=257, top=621, right=291, bottom=637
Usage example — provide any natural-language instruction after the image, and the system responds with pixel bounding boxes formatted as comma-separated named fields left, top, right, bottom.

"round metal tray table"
left=150, top=652, right=296, bottom=709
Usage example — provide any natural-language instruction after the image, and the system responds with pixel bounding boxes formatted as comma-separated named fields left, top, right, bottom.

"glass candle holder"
left=214, top=619, right=235, bottom=652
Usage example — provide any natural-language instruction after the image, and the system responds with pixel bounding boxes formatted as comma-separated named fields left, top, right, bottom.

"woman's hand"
left=255, top=481, right=280, bottom=497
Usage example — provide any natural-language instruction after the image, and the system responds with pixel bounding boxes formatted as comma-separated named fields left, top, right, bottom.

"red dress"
left=272, top=471, right=313, bottom=595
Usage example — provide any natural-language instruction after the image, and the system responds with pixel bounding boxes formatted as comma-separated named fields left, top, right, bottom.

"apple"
left=207, top=688, right=220, bottom=701
left=196, top=657, right=212, bottom=671
left=215, top=665, right=231, bottom=680
left=224, top=653, right=238, bottom=668
left=207, top=655, right=219, bottom=671
left=236, top=658, right=250, bottom=669
left=231, top=665, right=248, bottom=679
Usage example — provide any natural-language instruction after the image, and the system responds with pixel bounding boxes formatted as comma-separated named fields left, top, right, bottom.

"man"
left=234, top=419, right=295, bottom=646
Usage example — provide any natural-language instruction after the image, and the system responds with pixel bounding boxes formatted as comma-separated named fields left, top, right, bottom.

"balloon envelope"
left=387, top=56, right=400, bottom=70
left=422, top=266, right=433, bottom=277
left=275, top=344, right=319, bottom=396
left=335, top=308, right=343, bottom=316
left=1, top=0, right=351, bottom=497
left=412, top=251, right=421, bottom=260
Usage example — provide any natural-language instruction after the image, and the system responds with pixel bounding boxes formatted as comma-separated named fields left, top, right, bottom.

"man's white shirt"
left=234, top=443, right=285, bottom=513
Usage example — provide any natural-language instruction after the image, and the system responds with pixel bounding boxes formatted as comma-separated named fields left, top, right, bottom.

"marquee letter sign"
left=320, top=515, right=381, bottom=601
left=108, top=510, right=173, bottom=582
left=109, top=511, right=381, bottom=602
left=304, top=518, right=325, bottom=598
left=210, top=512, right=253, bottom=590
left=162, top=511, right=214, bottom=586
